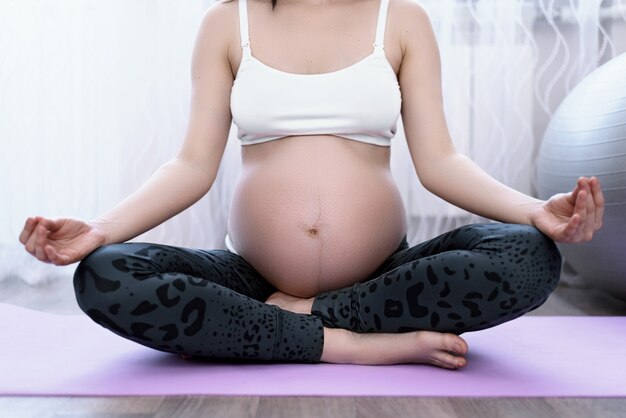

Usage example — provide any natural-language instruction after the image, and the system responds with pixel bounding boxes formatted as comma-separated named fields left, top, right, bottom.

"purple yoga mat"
left=1, top=303, right=625, bottom=397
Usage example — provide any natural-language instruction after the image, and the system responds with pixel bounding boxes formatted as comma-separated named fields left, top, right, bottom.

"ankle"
left=320, top=327, right=356, bottom=364
left=299, top=297, right=314, bottom=315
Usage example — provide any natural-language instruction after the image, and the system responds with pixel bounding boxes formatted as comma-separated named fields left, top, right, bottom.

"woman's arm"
left=92, top=4, right=236, bottom=245
left=397, top=1, right=603, bottom=243
left=20, top=3, right=237, bottom=264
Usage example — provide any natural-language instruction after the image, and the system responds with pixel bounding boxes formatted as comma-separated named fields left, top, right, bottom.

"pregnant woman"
left=20, top=0, right=603, bottom=369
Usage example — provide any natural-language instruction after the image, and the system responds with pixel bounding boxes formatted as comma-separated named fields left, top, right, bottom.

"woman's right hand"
left=19, top=216, right=109, bottom=266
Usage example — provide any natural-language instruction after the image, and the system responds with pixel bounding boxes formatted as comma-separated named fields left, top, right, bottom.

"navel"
left=307, top=228, right=320, bottom=237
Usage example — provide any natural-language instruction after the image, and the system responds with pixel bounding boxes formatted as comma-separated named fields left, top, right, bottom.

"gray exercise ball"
left=537, top=52, right=626, bottom=300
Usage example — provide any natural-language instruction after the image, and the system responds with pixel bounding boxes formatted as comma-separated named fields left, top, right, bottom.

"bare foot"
left=265, top=290, right=314, bottom=315
left=321, top=327, right=469, bottom=370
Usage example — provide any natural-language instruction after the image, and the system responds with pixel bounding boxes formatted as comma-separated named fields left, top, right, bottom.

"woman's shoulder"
left=196, top=1, right=240, bottom=49
left=203, top=0, right=238, bottom=25
left=389, top=0, right=434, bottom=54
left=390, top=0, right=431, bottom=27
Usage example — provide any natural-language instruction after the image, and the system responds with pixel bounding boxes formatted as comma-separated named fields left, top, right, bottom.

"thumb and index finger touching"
left=19, top=216, right=59, bottom=244
left=19, top=216, right=69, bottom=265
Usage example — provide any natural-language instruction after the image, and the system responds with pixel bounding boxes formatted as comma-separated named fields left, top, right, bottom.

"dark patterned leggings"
left=73, top=223, right=562, bottom=364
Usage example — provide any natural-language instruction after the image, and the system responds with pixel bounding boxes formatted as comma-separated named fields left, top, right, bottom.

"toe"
left=443, top=333, right=468, bottom=355
left=430, top=358, right=456, bottom=370
left=434, top=351, right=467, bottom=369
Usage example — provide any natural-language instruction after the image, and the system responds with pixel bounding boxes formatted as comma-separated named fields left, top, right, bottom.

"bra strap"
left=238, top=0, right=251, bottom=54
left=373, top=0, right=390, bottom=50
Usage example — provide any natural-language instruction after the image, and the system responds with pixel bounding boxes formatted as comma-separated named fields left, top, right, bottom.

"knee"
left=472, top=223, right=562, bottom=294
left=73, top=244, right=128, bottom=313
left=474, top=223, right=562, bottom=268
left=516, top=225, right=562, bottom=271
left=509, top=225, right=563, bottom=299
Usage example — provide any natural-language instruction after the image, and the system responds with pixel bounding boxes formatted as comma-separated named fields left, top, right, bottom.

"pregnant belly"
left=227, top=136, right=407, bottom=298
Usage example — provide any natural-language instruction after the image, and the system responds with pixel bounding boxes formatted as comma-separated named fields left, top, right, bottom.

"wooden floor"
left=1, top=270, right=625, bottom=418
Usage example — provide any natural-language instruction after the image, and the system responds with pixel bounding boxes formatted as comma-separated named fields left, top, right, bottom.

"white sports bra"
left=229, top=0, right=402, bottom=147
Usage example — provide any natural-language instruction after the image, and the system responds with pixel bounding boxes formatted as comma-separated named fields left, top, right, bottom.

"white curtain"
left=1, top=0, right=625, bottom=285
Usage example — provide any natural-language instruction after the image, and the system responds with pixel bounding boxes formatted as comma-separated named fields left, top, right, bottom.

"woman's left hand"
left=530, top=176, right=604, bottom=243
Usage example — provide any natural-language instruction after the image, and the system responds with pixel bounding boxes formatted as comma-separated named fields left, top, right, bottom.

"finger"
left=572, top=189, right=588, bottom=242
left=40, top=217, right=67, bottom=235
left=45, top=245, right=70, bottom=266
left=565, top=178, right=584, bottom=206
left=34, top=225, right=51, bottom=263
left=560, top=213, right=580, bottom=242
left=44, top=218, right=65, bottom=234
left=19, top=217, right=37, bottom=245
left=37, top=218, right=60, bottom=240
left=591, top=177, right=605, bottom=230
left=24, top=218, right=44, bottom=256
left=37, top=217, right=51, bottom=230
left=45, top=245, right=62, bottom=265
left=558, top=189, right=586, bottom=243
left=24, top=217, right=53, bottom=253
left=583, top=180, right=596, bottom=240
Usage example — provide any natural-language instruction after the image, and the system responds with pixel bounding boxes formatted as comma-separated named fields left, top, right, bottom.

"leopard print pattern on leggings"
left=73, top=223, right=562, bottom=363
left=73, top=244, right=324, bottom=363
left=312, top=223, right=562, bottom=334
